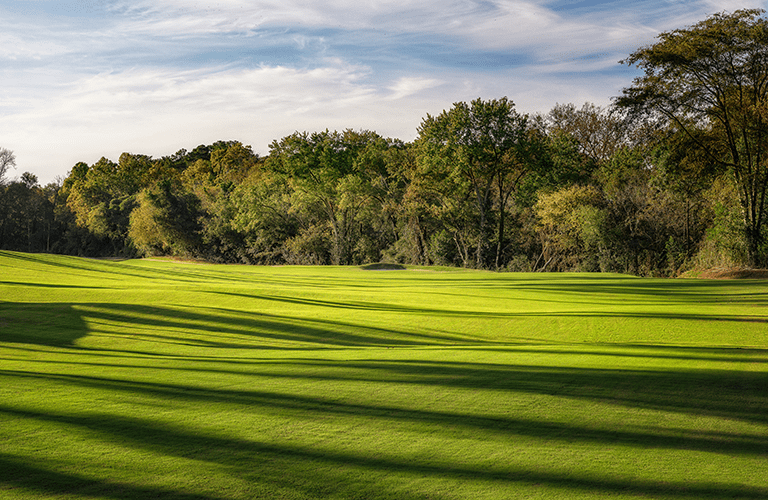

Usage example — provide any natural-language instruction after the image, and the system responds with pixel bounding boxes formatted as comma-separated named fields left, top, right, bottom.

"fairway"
left=1, top=250, right=767, bottom=499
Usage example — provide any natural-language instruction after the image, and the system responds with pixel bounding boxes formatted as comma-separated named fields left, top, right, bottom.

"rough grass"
left=682, top=267, right=768, bottom=279
left=1, top=250, right=767, bottom=499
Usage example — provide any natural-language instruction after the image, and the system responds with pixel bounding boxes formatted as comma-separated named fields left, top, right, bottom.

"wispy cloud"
left=387, top=77, right=443, bottom=100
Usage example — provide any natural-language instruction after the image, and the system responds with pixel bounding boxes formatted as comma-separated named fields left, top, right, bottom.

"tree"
left=0, top=148, right=16, bottom=185
left=617, top=9, right=768, bottom=266
left=267, top=129, right=388, bottom=265
left=62, top=156, right=150, bottom=256
left=535, top=184, right=605, bottom=271
left=545, top=103, right=628, bottom=165
left=650, top=127, right=718, bottom=261
left=129, top=180, right=203, bottom=257
left=0, top=174, right=52, bottom=252
left=228, top=170, right=298, bottom=264
left=417, top=97, right=533, bottom=269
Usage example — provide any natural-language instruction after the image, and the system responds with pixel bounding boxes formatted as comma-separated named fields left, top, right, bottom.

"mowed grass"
left=1, top=250, right=767, bottom=500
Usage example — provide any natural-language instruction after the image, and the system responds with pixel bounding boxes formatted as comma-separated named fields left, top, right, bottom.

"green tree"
left=267, top=129, right=388, bottom=265
left=617, top=9, right=768, bottom=266
left=228, top=170, right=298, bottom=264
left=129, top=180, right=203, bottom=257
left=545, top=103, right=628, bottom=166
left=535, top=184, right=606, bottom=271
left=0, top=173, right=53, bottom=252
left=417, top=97, right=534, bottom=268
left=650, top=127, right=719, bottom=262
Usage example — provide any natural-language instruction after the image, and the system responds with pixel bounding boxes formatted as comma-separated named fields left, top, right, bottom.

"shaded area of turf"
left=361, top=263, right=407, bottom=270
left=2, top=402, right=767, bottom=500
left=1, top=363, right=767, bottom=454
left=0, top=303, right=87, bottom=347
left=0, top=453, right=224, bottom=500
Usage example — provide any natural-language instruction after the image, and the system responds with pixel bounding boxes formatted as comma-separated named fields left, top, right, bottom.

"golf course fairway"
left=1, top=250, right=767, bottom=499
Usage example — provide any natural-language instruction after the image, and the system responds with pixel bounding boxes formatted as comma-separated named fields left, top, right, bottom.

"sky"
left=2, top=0, right=767, bottom=185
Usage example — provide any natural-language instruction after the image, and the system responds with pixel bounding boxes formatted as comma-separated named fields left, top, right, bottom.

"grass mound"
left=360, top=262, right=406, bottom=270
left=1, top=250, right=767, bottom=499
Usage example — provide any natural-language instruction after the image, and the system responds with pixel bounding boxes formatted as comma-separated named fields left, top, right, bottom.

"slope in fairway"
left=1, top=250, right=767, bottom=499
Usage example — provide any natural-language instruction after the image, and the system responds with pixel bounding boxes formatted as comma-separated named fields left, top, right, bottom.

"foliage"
left=544, top=102, right=628, bottom=165
left=267, top=129, right=398, bottom=265
left=417, top=97, right=538, bottom=268
left=535, top=184, right=606, bottom=271
left=129, top=181, right=203, bottom=257
left=618, top=8, right=768, bottom=266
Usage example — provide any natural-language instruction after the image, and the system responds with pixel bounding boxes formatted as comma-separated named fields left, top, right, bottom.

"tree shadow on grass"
left=0, top=453, right=223, bottom=500
left=0, top=302, right=88, bottom=347
left=2, top=356, right=767, bottom=452
left=0, top=299, right=470, bottom=350
left=0, top=250, right=257, bottom=286
left=506, top=278, right=768, bottom=306
left=468, top=343, right=768, bottom=364
left=2, top=317, right=768, bottom=498
left=207, top=290, right=768, bottom=324
left=390, top=273, right=768, bottom=307
left=1, top=402, right=767, bottom=499
left=76, top=302, right=472, bottom=348
left=2, top=295, right=766, bottom=355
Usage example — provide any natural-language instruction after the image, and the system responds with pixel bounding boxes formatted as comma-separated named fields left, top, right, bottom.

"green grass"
left=1, top=250, right=767, bottom=499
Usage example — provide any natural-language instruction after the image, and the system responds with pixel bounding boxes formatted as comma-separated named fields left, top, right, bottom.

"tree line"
left=2, top=10, right=767, bottom=274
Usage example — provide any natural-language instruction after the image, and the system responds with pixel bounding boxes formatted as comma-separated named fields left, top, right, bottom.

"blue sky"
left=2, top=0, right=766, bottom=184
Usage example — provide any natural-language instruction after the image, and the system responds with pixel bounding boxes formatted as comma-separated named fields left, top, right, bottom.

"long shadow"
left=466, top=343, right=768, bottom=363
left=2, top=363, right=767, bottom=452
left=3, top=295, right=766, bottom=426
left=207, top=290, right=768, bottom=324
left=399, top=273, right=768, bottom=306
left=0, top=302, right=88, bottom=347
left=252, top=358, right=768, bottom=425
left=1, top=298, right=468, bottom=350
left=2, top=405, right=767, bottom=499
left=0, top=251, right=167, bottom=283
left=507, top=279, right=768, bottom=305
left=0, top=453, right=224, bottom=500
left=77, top=302, right=471, bottom=347
left=11, top=339, right=768, bottom=368
left=2, top=293, right=765, bottom=354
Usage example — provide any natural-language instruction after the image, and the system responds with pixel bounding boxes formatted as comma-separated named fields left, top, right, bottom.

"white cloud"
left=387, top=77, right=443, bottom=100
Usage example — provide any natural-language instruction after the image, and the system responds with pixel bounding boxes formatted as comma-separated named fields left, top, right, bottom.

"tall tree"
left=651, top=127, right=719, bottom=260
left=617, top=9, right=768, bottom=266
left=417, top=97, right=533, bottom=268
left=0, top=148, right=16, bottom=185
left=545, top=103, right=628, bottom=165
left=267, top=129, right=387, bottom=265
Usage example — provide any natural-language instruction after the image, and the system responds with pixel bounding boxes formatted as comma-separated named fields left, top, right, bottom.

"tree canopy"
left=617, top=8, right=768, bottom=266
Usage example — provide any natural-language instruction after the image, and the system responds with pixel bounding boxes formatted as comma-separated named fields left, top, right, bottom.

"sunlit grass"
left=1, top=250, right=767, bottom=499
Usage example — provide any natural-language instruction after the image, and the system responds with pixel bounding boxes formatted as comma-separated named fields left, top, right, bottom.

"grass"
left=1, top=249, right=767, bottom=499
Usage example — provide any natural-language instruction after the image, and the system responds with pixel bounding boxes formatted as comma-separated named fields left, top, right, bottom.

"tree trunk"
left=495, top=208, right=505, bottom=270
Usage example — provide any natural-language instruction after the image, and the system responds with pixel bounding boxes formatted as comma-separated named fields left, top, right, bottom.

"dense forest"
left=1, top=10, right=767, bottom=275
